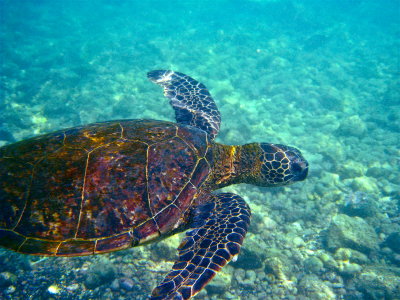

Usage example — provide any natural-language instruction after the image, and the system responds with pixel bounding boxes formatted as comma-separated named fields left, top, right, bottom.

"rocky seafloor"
left=1, top=1, right=399, bottom=299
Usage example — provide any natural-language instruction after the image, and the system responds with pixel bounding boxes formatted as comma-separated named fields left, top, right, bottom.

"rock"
left=0, top=251, right=31, bottom=272
left=248, top=212, right=266, bottom=234
left=348, top=177, right=379, bottom=194
left=263, top=216, right=278, bottom=230
left=366, top=166, right=392, bottom=178
left=383, top=232, right=400, bottom=253
left=339, top=262, right=362, bottom=277
left=264, top=255, right=292, bottom=282
left=231, top=237, right=265, bottom=270
left=326, top=214, right=379, bottom=254
left=382, top=183, right=400, bottom=195
left=84, top=258, right=116, bottom=289
left=341, top=202, right=377, bottom=218
left=234, top=268, right=246, bottom=282
left=338, top=161, right=364, bottom=179
left=245, top=270, right=257, bottom=283
left=298, top=274, right=336, bottom=300
left=356, top=265, right=400, bottom=299
left=318, top=253, right=338, bottom=271
left=340, top=191, right=377, bottom=218
left=304, top=257, right=324, bottom=274
left=334, top=248, right=369, bottom=264
left=320, top=172, right=340, bottom=187
left=47, top=284, right=61, bottom=295
left=393, top=254, right=400, bottom=267
left=110, top=279, right=119, bottom=291
left=235, top=269, right=258, bottom=289
left=5, top=285, right=16, bottom=294
left=119, top=277, right=135, bottom=291
left=150, top=240, right=176, bottom=261
left=292, top=236, right=306, bottom=248
left=319, top=87, right=344, bottom=111
left=206, top=269, right=231, bottom=295
left=336, top=115, right=367, bottom=137
left=333, top=247, right=365, bottom=277
left=231, top=247, right=263, bottom=269
left=382, top=80, right=400, bottom=106
left=65, top=283, right=80, bottom=292
left=0, top=272, right=17, bottom=287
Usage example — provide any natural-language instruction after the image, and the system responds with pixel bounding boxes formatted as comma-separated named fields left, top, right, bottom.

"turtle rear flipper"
left=147, top=70, right=221, bottom=140
left=150, top=193, right=251, bottom=300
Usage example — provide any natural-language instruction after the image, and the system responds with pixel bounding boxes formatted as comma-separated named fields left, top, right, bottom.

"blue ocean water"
left=0, top=0, right=399, bottom=299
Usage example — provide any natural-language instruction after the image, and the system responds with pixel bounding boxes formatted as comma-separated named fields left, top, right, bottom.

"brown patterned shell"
left=0, top=120, right=212, bottom=256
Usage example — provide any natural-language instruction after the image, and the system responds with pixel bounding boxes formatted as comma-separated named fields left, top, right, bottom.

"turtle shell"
left=0, top=120, right=211, bottom=256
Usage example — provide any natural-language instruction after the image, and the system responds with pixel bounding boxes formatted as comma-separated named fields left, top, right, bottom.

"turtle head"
left=250, top=143, right=308, bottom=187
left=210, top=142, right=308, bottom=189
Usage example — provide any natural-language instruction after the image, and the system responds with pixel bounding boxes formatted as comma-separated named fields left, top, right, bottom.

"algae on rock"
left=326, top=214, right=379, bottom=254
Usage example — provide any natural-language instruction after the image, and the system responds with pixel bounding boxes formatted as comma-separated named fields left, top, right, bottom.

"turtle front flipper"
left=147, top=70, right=221, bottom=140
left=150, top=193, right=251, bottom=300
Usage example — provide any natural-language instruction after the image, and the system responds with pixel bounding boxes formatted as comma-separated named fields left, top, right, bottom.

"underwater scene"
left=0, top=0, right=399, bottom=299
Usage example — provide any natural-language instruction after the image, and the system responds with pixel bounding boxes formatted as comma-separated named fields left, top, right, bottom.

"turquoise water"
left=0, top=0, right=399, bottom=299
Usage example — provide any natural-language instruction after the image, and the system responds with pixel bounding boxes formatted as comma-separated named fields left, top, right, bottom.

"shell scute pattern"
left=0, top=119, right=211, bottom=255
left=19, top=237, right=60, bottom=255
left=177, top=126, right=208, bottom=158
left=146, top=123, right=210, bottom=234
left=172, top=182, right=198, bottom=217
left=57, top=239, right=95, bottom=256
left=0, top=131, right=68, bottom=231
left=15, top=146, right=87, bottom=240
left=122, top=119, right=177, bottom=145
left=1, top=130, right=65, bottom=164
left=148, top=137, right=196, bottom=214
left=63, top=121, right=122, bottom=151
left=77, top=140, right=149, bottom=239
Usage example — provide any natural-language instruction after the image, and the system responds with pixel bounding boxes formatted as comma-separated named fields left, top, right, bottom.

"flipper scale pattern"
left=150, top=193, right=251, bottom=299
left=147, top=70, right=221, bottom=140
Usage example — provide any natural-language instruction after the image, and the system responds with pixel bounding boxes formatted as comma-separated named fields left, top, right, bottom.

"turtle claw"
left=150, top=193, right=251, bottom=299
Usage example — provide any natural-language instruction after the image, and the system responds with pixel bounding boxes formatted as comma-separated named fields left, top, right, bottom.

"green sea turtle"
left=0, top=70, right=308, bottom=299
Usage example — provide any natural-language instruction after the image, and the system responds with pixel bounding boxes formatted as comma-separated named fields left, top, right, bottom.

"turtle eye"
left=290, top=160, right=308, bottom=181
left=291, top=162, right=303, bottom=173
